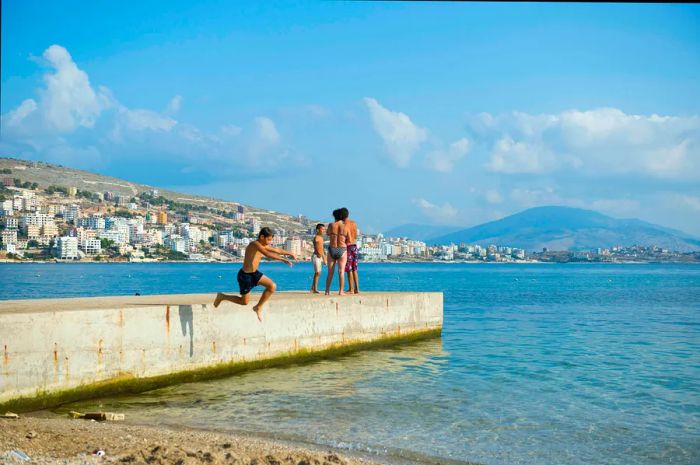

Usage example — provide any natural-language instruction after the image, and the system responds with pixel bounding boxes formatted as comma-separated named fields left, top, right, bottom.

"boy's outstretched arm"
left=266, top=246, right=297, bottom=261
left=254, top=242, right=294, bottom=265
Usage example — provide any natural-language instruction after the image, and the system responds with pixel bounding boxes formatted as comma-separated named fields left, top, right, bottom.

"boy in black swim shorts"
left=213, top=227, right=296, bottom=322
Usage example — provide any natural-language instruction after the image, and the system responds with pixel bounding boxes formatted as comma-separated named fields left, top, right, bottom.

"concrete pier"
left=0, top=292, right=442, bottom=411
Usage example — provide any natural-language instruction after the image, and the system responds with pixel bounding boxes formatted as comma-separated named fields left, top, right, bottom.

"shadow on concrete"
left=178, top=305, right=194, bottom=357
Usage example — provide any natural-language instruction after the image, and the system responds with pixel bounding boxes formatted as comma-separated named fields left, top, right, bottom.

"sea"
left=1, top=262, right=699, bottom=465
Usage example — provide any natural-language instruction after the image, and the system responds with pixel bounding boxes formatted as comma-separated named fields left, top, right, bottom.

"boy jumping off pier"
left=214, top=227, right=296, bottom=322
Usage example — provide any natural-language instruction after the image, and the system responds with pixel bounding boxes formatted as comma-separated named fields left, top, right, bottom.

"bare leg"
left=214, top=292, right=249, bottom=307
left=337, top=253, right=348, bottom=296
left=252, top=276, right=276, bottom=322
left=352, top=270, right=360, bottom=293
left=311, top=271, right=321, bottom=293
left=325, top=256, right=336, bottom=295
left=346, top=271, right=354, bottom=293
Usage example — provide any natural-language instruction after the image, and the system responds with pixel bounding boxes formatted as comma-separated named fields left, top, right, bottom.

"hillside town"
left=0, top=169, right=697, bottom=264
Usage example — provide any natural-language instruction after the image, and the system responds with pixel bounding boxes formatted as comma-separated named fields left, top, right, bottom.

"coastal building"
left=165, top=235, right=187, bottom=253
left=79, top=238, right=102, bottom=255
left=4, top=217, right=18, bottom=230
left=1, top=200, right=12, bottom=216
left=26, top=224, right=41, bottom=240
left=157, top=211, right=168, bottom=225
left=1, top=229, right=18, bottom=246
left=56, top=236, right=79, bottom=260
left=68, top=186, right=77, bottom=197
left=285, top=238, right=302, bottom=257
left=64, top=204, right=81, bottom=223
left=79, top=215, right=106, bottom=230
left=20, top=213, right=52, bottom=231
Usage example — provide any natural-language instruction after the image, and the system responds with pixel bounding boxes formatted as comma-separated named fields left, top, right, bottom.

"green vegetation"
left=113, top=209, right=134, bottom=219
left=46, top=185, right=69, bottom=196
left=100, top=238, right=115, bottom=249
left=13, top=178, right=36, bottom=189
left=0, top=168, right=11, bottom=174
left=27, top=239, right=39, bottom=248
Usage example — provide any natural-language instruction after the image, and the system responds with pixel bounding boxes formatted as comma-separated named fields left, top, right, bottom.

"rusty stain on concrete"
left=165, top=305, right=170, bottom=336
left=212, top=341, right=216, bottom=354
left=118, top=309, right=124, bottom=327
left=3, top=345, right=8, bottom=367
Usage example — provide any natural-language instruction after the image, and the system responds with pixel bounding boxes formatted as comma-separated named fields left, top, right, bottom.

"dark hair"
left=258, top=227, right=274, bottom=238
left=332, top=209, right=342, bottom=221
left=316, top=223, right=325, bottom=231
left=339, top=208, right=349, bottom=221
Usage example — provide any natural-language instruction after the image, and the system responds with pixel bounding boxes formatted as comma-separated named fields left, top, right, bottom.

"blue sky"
left=2, top=1, right=700, bottom=235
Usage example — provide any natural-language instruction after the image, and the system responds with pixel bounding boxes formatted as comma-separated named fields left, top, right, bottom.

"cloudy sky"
left=2, top=1, right=699, bottom=235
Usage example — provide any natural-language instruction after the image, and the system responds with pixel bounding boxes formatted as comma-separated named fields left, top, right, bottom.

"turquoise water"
left=2, top=263, right=699, bottom=465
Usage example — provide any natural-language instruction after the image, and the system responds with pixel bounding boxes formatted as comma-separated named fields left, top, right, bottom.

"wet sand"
left=0, top=417, right=379, bottom=465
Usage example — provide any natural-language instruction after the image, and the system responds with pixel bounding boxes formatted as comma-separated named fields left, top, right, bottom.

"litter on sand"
left=0, top=412, right=20, bottom=419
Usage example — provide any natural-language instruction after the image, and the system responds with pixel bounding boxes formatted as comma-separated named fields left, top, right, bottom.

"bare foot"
left=253, top=305, right=263, bottom=322
left=338, top=291, right=346, bottom=296
left=324, top=290, right=330, bottom=295
left=213, top=292, right=224, bottom=308
left=354, top=290, right=360, bottom=294
left=311, top=290, right=320, bottom=294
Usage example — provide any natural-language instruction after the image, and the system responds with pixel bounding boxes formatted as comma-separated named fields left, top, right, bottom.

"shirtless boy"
left=342, top=208, right=360, bottom=294
left=311, top=223, right=326, bottom=293
left=213, top=227, right=296, bottom=322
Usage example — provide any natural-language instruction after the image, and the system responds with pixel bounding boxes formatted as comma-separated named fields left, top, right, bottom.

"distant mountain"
left=427, top=206, right=700, bottom=252
left=383, top=223, right=462, bottom=241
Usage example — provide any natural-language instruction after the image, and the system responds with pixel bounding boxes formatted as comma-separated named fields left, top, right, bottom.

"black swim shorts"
left=237, top=269, right=263, bottom=295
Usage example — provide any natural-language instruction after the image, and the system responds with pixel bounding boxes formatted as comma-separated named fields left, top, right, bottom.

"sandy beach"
left=0, top=416, right=380, bottom=465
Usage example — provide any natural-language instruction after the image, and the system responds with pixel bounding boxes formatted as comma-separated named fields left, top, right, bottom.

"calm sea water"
left=2, top=263, right=699, bottom=465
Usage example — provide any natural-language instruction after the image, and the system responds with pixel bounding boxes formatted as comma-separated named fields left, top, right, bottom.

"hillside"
left=427, top=206, right=700, bottom=252
left=0, top=157, right=313, bottom=234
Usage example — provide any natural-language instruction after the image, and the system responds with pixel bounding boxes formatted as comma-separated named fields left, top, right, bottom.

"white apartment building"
left=80, top=238, right=102, bottom=255
left=1, top=200, right=13, bottom=216
left=56, top=236, right=79, bottom=260
left=20, top=213, right=52, bottom=230
left=65, top=204, right=81, bottom=222
left=4, top=216, right=18, bottom=229
left=1, top=229, right=18, bottom=246
left=165, top=235, right=187, bottom=253
left=96, top=228, right=128, bottom=245
left=79, top=216, right=106, bottom=230
left=284, top=238, right=302, bottom=257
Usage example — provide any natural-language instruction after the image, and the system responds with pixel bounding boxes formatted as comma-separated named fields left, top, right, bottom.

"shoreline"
left=1, top=259, right=698, bottom=265
left=0, top=416, right=475, bottom=465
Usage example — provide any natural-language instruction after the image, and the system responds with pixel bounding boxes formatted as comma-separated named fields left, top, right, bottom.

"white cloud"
left=364, top=97, right=428, bottom=168
left=253, top=116, right=280, bottom=146
left=220, top=124, right=242, bottom=137
left=0, top=44, right=306, bottom=176
left=425, top=137, right=470, bottom=173
left=412, top=198, right=458, bottom=223
left=120, top=108, right=177, bottom=132
left=474, top=108, right=700, bottom=179
left=40, top=45, right=109, bottom=132
left=485, top=189, right=503, bottom=204
left=166, top=95, right=182, bottom=114
left=4, top=99, right=37, bottom=127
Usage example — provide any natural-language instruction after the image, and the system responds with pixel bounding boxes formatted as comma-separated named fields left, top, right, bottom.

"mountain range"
left=386, top=206, right=700, bottom=252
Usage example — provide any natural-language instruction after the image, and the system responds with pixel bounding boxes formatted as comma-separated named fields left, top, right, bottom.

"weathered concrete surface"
left=0, top=292, right=442, bottom=410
